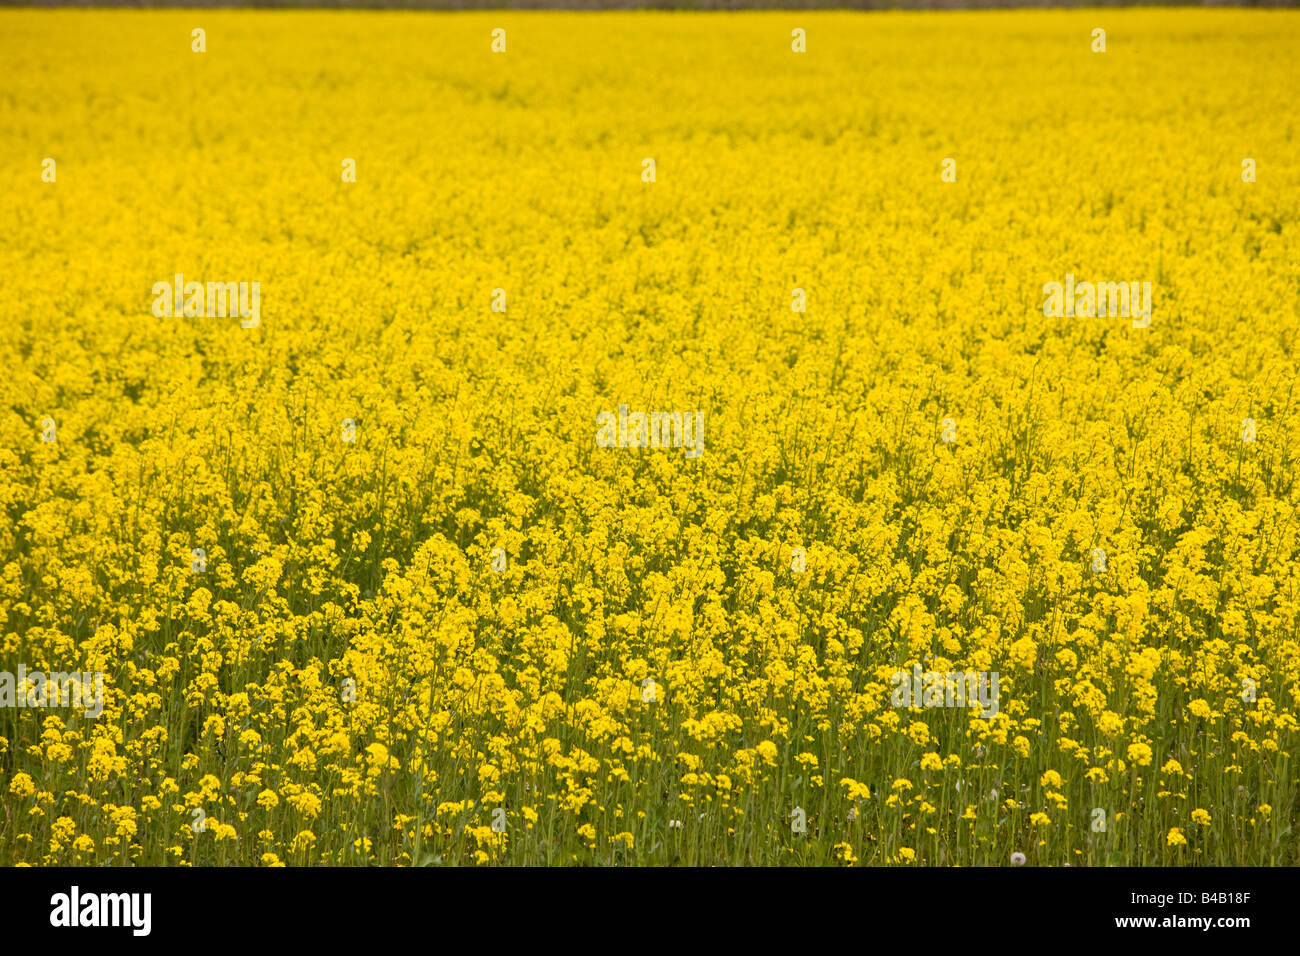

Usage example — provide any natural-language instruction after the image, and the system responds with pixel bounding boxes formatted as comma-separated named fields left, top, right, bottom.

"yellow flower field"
left=1, top=9, right=1298, bottom=866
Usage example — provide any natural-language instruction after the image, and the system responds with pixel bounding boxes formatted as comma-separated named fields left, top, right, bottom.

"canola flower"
left=1, top=9, right=1298, bottom=866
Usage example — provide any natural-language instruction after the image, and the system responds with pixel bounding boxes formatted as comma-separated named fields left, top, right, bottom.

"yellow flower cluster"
left=1, top=9, right=1297, bottom=866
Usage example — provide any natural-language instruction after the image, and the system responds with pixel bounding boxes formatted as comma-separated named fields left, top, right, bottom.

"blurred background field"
left=4, top=1, right=1296, bottom=11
